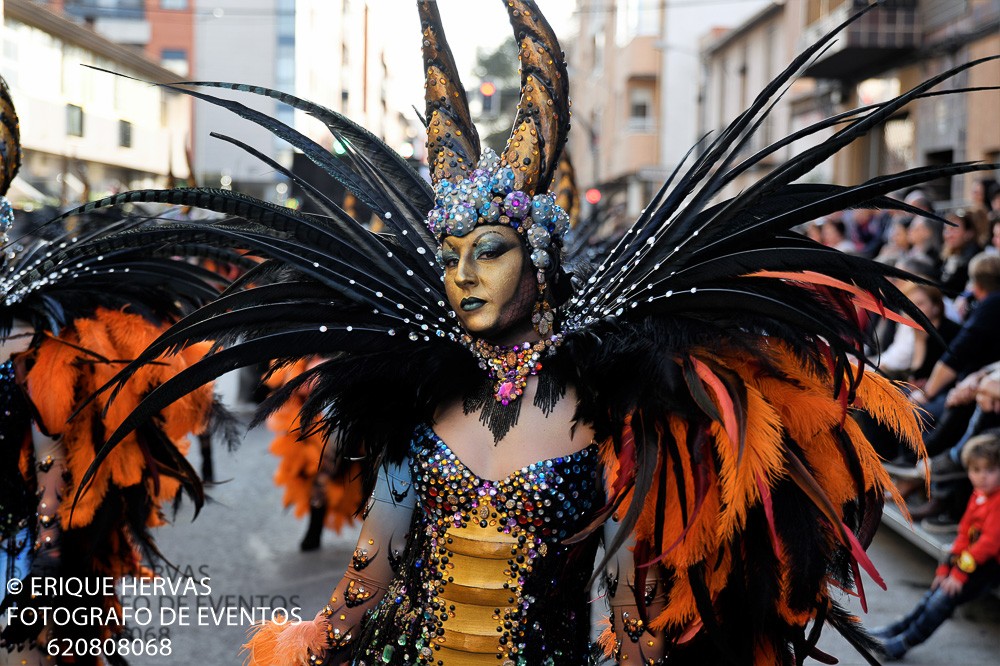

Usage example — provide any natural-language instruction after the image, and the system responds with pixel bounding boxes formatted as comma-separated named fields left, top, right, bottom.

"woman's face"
left=441, top=225, right=537, bottom=340
left=908, top=288, right=941, bottom=323
left=889, top=221, right=910, bottom=249
left=992, top=221, right=1000, bottom=251
left=908, top=218, right=932, bottom=247
left=943, top=214, right=973, bottom=251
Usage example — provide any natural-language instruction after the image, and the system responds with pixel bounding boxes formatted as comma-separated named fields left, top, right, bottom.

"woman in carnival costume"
left=49, top=1, right=998, bottom=663
left=264, top=357, right=363, bottom=551
left=0, top=74, right=241, bottom=664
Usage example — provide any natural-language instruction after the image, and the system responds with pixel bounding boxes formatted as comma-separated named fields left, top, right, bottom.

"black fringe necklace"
left=462, top=334, right=565, bottom=442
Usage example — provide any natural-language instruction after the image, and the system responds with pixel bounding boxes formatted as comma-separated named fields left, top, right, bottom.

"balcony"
left=63, top=0, right=145, bottom=20
left=800, top=0, right=918, bottom=81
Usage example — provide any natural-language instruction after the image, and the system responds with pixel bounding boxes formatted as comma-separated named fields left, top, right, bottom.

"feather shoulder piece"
left=552, top=6, right=999, bottom=664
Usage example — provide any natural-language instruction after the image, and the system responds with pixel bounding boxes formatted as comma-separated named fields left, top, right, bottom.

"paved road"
left=130, top=421, right=999, bottom=665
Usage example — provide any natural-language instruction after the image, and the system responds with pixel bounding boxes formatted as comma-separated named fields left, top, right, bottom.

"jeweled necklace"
left=464, top=334, right=563, bottom=405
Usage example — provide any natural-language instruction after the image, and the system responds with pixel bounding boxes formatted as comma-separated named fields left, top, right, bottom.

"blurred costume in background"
left=31, top=1, right=998, bottom=664
left=0, top=74, right=242, bottom=663
left=264, top=359, right=363, bottom=551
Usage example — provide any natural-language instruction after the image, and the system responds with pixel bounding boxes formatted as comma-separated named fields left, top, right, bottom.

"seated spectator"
left=971, top=178, right=1000, bottom=245
left=940, top=210, right=982, bottom=294
left=878, top=284, right=959, bottom=383
left=873, top=430, right=1000, bottom=661
left=849, top=207, right=887, bottom=258
left=910, top=253, right=1000, bottom=426
left=904, top=215, right=942, bottom=279
left=896, top=364, right=1000, bottom=483
left=820, top=216, right=856, bottom=253
left=989, top=218, right=1000, bottom=256
left=866, top=282, right=960, bottom=462
left=875, top=217, right=911, bottom=266
left=801, top=219, right=823, bottom=243
left=887, top=255, right=1000, bottom=521
left=864, top=255, right=935, bottom=381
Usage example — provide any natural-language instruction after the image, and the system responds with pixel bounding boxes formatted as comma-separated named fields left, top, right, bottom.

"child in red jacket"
left=874, top=429, right=1000, bottom=659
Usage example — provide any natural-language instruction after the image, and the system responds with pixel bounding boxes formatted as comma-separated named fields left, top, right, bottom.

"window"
left=160, top=0, right=188, bottom=9
left=617, top=0, right=660, bottom=45
left=119, top=120, right=133, bottom=148
left=67, top=104, right=84, bottom=137
left=925, top=149, right=955, bottom=203
left=628, top=86, right=655, bottom=133
left=160, top=48, right=188, bottom=77
left=630, top=98, right=649, bottom=120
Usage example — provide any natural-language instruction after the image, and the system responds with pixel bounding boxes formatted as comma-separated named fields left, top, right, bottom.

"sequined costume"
left=0, top=73, right=244, bottom=660
left=353, top=425, right=602, bottom=664
left=0, top=358, right=34, bottom=588
left=41, top=1, right=999, bottom=664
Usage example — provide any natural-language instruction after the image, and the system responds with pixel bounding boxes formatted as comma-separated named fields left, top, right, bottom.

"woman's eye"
left=441, top=254, right=458, bottom=268
left=475, top=244, right=506, bottom=260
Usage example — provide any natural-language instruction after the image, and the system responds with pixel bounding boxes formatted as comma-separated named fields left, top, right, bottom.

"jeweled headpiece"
left=0, top=74, right=21, bottom=251
left=419, top=0, right=571, bottom=279
left=427, top=148, right=570, bottom=271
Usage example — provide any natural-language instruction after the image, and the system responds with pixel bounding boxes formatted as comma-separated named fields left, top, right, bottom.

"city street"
left=131, top=415, right=1000, bottom=666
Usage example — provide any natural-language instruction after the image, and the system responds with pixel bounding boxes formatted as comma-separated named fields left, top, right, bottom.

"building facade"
left=28, top=0, right=421, bottom=204
left=567, top=0, right=773, bottom=229
left=697, top=3, right=795, bottom=199
left=1, top=0, right=192, bottom=206
left=799, top=0, right=1000, bottom=207
left=568, top=0, right=663, bottom=226
left=699, top=0, right=1000, bottom=209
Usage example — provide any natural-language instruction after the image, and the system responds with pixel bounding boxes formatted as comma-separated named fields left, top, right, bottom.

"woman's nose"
left=455, top=255, right=477, bottom=286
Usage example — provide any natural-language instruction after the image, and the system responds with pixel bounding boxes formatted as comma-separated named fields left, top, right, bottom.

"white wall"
left=192, top=0, right=279, bottom=191
left=2, top=15, right=190, bottom=198
left=660, top=1, right=771, bottom=171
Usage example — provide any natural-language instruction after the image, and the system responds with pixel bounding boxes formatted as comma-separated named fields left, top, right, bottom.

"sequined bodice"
left=355, top=424, right=604, bottom=665
left=2, top=359, right=34, bottom=540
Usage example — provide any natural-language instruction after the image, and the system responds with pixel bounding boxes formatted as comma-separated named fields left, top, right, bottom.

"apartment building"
left=698, top=2, right=792, bottom=199
left=1, top=0, right=192, bottom=205
left=568, top=0, right=663, bottom=225
left=25, top=0, right=419, bottom=204
left=567, top=0, right=772, bottom=228
left=700, top=0, right=1000, bottom=208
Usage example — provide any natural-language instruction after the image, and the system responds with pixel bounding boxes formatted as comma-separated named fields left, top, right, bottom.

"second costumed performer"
left=69, top=1, right=999, bottom=664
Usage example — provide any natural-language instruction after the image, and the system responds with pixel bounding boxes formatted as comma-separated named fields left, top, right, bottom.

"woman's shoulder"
left=1, top=320, right=34, bottom=363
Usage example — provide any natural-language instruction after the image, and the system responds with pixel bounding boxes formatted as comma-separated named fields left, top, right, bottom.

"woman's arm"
left=244, top=460, right=416, bottom=666
left=602, top=517, right=667, bottom=665
left=30, top=425, right=66, bottom=566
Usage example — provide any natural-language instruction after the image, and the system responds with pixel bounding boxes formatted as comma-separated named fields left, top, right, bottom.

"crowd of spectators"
left=803, top=178, right=1000, bottom=533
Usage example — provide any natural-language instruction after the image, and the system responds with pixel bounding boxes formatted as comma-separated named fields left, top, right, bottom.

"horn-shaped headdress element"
left=0, top=74, right=21, bottom=247
left=421, top=0, right=572, bottom=273
left=501, top=0, right=571, bottom=195
left=418, top=0, right=481, bottom=183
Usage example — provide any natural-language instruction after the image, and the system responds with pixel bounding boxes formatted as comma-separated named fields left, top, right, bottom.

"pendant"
left=464, top=334, right=563, bottom=406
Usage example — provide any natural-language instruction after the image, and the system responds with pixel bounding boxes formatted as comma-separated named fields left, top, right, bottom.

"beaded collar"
left=463, top=333, right=563, bottom=406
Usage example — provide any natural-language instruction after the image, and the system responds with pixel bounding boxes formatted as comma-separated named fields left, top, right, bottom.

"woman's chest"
left=408, top=425, right=603, bottom=541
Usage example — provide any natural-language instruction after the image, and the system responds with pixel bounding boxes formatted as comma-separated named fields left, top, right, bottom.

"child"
left=874, top=429, right=1000, bottom=659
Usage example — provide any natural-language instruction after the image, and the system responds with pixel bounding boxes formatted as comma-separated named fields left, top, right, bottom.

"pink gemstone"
left=497, top=381, right=515, bottom=400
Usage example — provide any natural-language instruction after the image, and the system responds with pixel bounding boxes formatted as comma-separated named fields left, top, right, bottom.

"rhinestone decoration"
left=0, top=196, right=13, bottom=249
left=463, top=334, right=563, bottom=405
left=353, top=425, right=602, bottom=665
left=425, top=149, right=570, bottom=260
